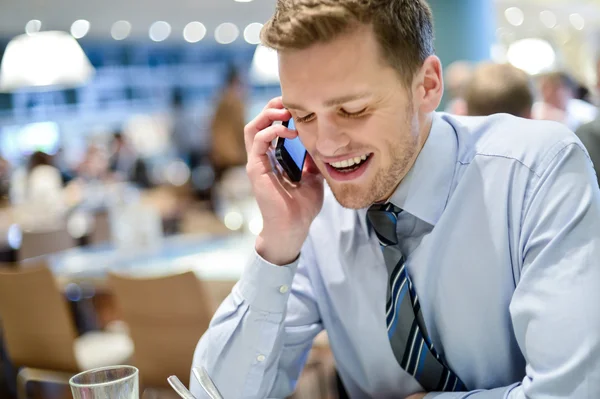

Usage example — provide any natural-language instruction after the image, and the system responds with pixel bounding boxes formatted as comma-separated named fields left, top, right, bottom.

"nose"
left=315, top=118, right=351, bottom=157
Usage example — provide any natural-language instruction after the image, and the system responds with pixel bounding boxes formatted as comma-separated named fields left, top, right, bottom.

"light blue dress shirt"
left=191, top=113, right=600, bottom=398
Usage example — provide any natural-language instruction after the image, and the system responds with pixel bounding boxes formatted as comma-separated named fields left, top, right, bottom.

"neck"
left=377, top=112, right=434, bottom=203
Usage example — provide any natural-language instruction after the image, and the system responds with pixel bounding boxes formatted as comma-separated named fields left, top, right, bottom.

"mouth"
left=324, top=153, right=373, bottom=182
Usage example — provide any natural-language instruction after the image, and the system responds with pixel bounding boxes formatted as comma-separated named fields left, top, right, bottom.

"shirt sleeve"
left=190, top=239, right=323, bottom=399
left=427, top=142, right=600, bottom=398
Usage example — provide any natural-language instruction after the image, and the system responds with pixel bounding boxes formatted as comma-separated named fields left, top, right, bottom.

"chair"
left=0, top=265, right=133, bottom=399
left=19, top=228, right=76, bottom=261
left=108, top=271, right=213, bottom=389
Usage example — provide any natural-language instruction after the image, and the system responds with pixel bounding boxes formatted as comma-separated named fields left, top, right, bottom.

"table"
left=37, top=233, right=255, bottom=305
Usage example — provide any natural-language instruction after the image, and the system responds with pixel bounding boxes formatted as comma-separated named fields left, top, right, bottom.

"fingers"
left=246, top=124, right=297, bottom=179
left=262, top=96, right=284, bottom=110
left=245, top=106, right=291, bottom=152
left=251, top=124, right=297, bottom=158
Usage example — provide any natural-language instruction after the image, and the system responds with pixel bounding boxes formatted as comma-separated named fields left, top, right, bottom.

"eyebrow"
left=283, top=92, right=373, bottom=112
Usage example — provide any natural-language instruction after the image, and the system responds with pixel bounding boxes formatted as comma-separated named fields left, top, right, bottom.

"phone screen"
left=283, top=118, right=307, bottom=170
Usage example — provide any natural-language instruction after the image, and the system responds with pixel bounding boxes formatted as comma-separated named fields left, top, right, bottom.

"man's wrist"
left=255, top=233, right=301, bottom=266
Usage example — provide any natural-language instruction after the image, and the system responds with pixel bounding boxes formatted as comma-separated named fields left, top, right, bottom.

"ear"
left=414, top=55, right=444, bottom=113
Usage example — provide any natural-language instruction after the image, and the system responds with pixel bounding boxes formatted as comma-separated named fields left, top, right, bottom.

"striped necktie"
left=367, top=203, right=466, bottom=392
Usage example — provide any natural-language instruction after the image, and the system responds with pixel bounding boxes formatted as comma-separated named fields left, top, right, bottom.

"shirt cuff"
left=238, top=250, right=300, bottom=313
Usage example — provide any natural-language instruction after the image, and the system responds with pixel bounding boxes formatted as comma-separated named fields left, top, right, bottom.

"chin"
left=327, top=181, right=379, bottom=210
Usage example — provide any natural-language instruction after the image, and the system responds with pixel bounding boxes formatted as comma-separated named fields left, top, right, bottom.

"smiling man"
left=191, top=1, right=600, bottom=398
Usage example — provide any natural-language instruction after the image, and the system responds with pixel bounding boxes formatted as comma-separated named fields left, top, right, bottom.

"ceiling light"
left=507, top=38, right=555, bottom=75
left=505, top=7, right=524, bottom=27
left=539, top=11, right=557, bottom=29
left=25, top=20, right=42, bottom=35
left=149, top=21, right=171, bottom=42
left=183, top=22, right=206, bottom=43
left=70, top=19, right=90, bottom=39
left=0, top=31, right=95, bottom=92
left=111, top=21, right=131, bottom=40
left=215, top=23, right=239, bottom=44
left=569, top=13, right=585, bottom=31
left=244, top=23, right=263, bottom=45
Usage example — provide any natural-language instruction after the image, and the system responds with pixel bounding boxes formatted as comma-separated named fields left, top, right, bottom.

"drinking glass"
left=69, top=365, right=139, bottom=399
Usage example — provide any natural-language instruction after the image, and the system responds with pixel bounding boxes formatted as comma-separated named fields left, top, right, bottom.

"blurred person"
left=76, top=144, right=110, bottom=181
left=10, top=151, right=64, bottom=205
left=170, top=88, right=204, bottom=164
left=10, top=151, right=67, bottom=228
left=0, top=156, right=11, bottom=199
left=209, top=66, right=247, bottom=179
left=443, top=61, right=472, bottom=115
left=54, top=147, right=75, bottom=184
left=109, top=131, right=151, bottom=188
left=575, top=58, right=600, bottom=186
left=532, top=71, right=596, bottom=131
left=192, top=1, right=600, bottom=398
left=464, top=62, right=533, bottom=118
left=575, top=83, right=593, bottom=104
left=109, top=131, right=136, bottom=176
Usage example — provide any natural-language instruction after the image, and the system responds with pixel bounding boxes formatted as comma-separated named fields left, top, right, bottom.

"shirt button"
left=257, top=354, right=266, bottom=362
left=279, top=285, right=289, bottom=294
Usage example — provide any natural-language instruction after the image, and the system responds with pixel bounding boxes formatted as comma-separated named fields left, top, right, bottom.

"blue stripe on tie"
left=406, top=330, right=423, bottom=375
left=387, top=279, right=409, bottom=334
left=415, top=340, right=427, bottom=377
left=385, top=212, right=397, bottom=224
left=386, top=264, right=406, bottom=321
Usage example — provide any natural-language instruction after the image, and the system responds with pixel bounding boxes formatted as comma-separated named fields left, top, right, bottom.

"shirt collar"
left=387, top=112, right=458, bottom=226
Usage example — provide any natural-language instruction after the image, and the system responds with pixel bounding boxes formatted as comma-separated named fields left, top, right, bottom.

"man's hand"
left=245, top=97, right=324, bottom=265
left=405, top=393, right=427, bottom=399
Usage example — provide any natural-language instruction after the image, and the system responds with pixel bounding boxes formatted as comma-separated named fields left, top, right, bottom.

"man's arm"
left=190, top=240, right=323, bottom=399
left=425, top=142, right=600, bottom=398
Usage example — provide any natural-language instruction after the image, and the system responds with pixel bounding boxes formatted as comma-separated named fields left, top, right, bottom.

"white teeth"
left=329, top=154, right=370, bottom=169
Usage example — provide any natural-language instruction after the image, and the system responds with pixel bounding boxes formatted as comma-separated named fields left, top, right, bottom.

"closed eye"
left=340, top=108, right=368, bottom=118
left=295, top=113, right=315, bottom=123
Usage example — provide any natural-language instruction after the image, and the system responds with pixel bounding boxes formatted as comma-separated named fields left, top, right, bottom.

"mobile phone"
left=275, top=118, right=307, bottom=182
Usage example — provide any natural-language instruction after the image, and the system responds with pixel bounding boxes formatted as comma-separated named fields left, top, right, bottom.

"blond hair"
left=261, top=0, right=435, bottom=85
left=465, top=63, right=534, bottom=118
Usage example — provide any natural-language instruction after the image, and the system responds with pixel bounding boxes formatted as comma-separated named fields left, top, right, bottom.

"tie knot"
left=367, top=203, right=402, bottom=246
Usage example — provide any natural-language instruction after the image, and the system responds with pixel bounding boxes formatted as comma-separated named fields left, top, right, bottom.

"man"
left=109, top=131, right=151, bottom=188
left=191, top=1, right=600, bottom=398
left=210, top=66, right=247, bottom=179
left=532, top=71, right=596, bottom=131
left=443, top=61, right=472, bottom=116
left=576, top=59, right=600, bottom=187
left=465, top=62, right=533, bottom=118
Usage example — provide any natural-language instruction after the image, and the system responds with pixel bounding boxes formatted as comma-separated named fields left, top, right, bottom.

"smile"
left=328, top=154, right=371, bottom=172
left=325, top=153, right=373, bottom=182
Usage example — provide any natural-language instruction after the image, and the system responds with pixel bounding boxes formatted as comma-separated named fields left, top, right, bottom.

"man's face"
left=540, top=78, right=570, bottom=110
left=279, top=25, right=425, bottom=209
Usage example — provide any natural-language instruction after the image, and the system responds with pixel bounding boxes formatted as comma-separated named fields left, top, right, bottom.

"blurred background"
left=0, top=0, right=599, bottom=398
